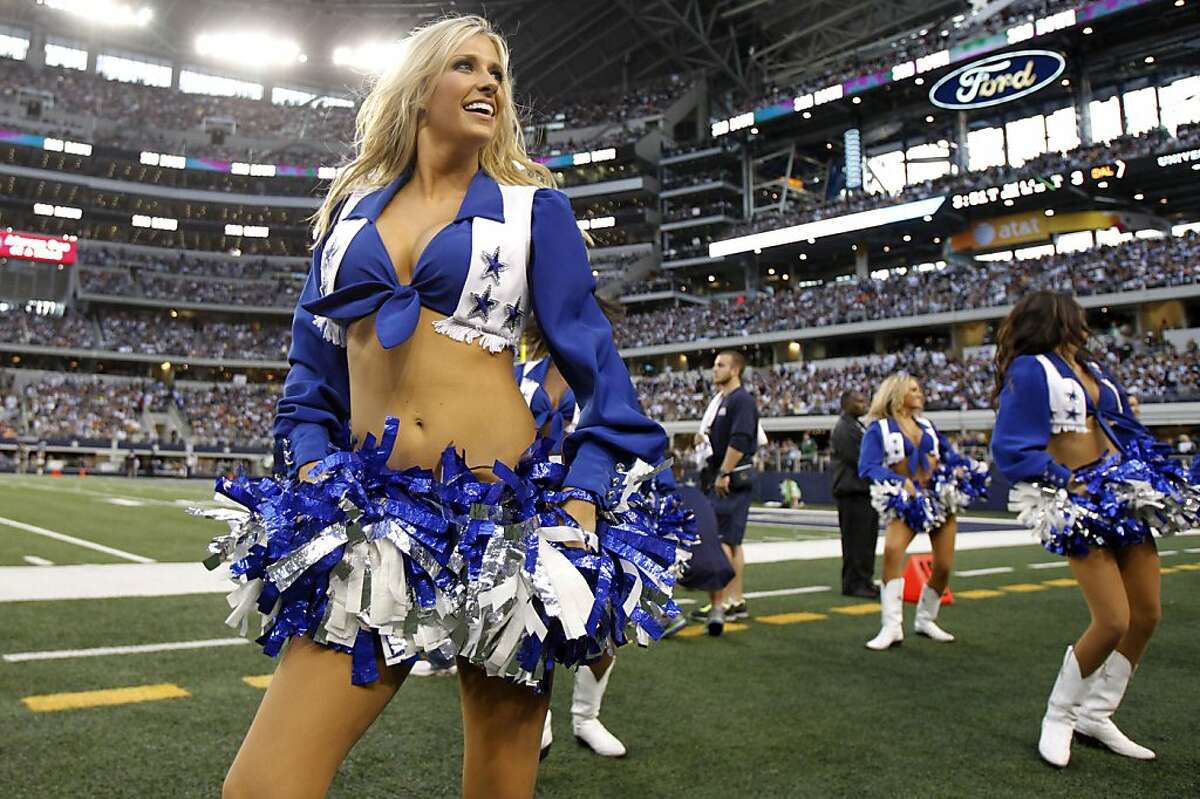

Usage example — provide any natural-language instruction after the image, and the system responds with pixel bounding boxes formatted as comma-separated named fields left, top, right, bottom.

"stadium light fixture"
left=37, top=0, right=152, bottom=28
left=196, top=32, right=305, bottom=68
left=333, top=40, right=406, bottom=72
left=709, top=195, right=947, bottom=258
left=1134, top=192, right=1145, bottom=200
left=1082, top=26, right=1093, bottom=34
left=1144, top=56, right=1155, bottom=64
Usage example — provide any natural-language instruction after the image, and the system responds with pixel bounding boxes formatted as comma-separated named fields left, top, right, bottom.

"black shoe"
left=726, top=601, right=749, bottom=620
left=706, top=605, right=726, bottom=636
left=689, top=602, right=713, bottom=622
left=843, top=585, right=881, bottom=599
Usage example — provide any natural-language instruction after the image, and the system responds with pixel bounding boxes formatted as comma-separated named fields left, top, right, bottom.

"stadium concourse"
left=1, top=0, right=1200, bottom=796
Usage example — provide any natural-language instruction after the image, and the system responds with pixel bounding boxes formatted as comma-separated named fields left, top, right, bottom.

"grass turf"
left=1, top=477, right=1198, bottom=797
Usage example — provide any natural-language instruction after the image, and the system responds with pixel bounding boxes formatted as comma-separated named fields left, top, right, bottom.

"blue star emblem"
left=481, top=247, right=506, bottom=282
left=469, top=285, right=497, bottom=321
left=1067, top=389, right=1078, bottom=402
left=503, top=301, right=524, bottom=332
left=1066, top=407, right=1080, bottom=419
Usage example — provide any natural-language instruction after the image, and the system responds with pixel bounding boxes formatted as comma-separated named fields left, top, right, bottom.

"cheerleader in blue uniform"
left=858, top=374, right=989, bottom=651
left=992, top=291, right=1198, bottom=768
left=516, top=303, right=628, bottom=759
left=196, top=16, right=688, bottom=799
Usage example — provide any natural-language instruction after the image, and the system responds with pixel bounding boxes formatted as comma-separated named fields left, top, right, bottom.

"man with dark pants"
left=831, top=389, right=880, bottom=599
left=697, top=350, right=759, bottom=635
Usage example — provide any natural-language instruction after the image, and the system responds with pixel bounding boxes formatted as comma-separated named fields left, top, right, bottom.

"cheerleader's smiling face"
left=424, top=34, right=504, bottom=149
left=903, top=379, right=925, bottom=412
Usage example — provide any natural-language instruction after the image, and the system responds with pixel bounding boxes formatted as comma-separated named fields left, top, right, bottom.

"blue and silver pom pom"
left=869, top=481, right=946, bottom=536
left=1010, top=444, right=1200, bottom=557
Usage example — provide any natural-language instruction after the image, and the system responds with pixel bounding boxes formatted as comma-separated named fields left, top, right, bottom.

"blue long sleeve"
left=936, top=428, right=965, bottom=467
left=272, top=246, right=351, bottom=478
left=991, top=355, right=1071, bottom=487
left=527, top=188, right=668, bottom=502
left=858, top=421, right=906, bottom=483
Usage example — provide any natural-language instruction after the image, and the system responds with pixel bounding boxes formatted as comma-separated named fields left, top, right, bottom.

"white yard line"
left=3, top=637, right=248, bottom=663
left=744, top=585, right=832, bottom=599
left=0, top=562, right=227, bottom=602
left=745, top=528, right=1038, bottom=564
left=956, top=567, right=1014, bottom=577
left=0, top=515, right=154, bottom=564
left=22, top=555, right=54, bottom=566
left=1029, top=561, right=1070, bottom=570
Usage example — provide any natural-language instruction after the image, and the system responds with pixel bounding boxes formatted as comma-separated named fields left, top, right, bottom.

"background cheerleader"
left=857, top=373, right=988, bottom=651
left=992, top=291, right=1198, bottom=768
left=517, top=306, right=628, bottom=760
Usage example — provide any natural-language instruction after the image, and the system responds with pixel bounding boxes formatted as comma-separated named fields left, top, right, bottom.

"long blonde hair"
left=868, top=373, right=918, bottom=421
left=313, top=14, right=555, bottom=243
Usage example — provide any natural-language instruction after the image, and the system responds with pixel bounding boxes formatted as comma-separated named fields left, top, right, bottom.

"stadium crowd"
left=78, top=268, right=301, bottom=308
left=18, top=374, right=172, bottom=443
left=634, top=336, right=1200, bottom=423
left=83, top=246, right=302, bottom=280
left=178, top=382, right=278, bottom=450
left=618, top=233, right=1200, bottom=347
left=5, top=329, right=1195, bottom=448
left=726, top=126, right=1200, bottom=239
left=99, top=312, right=290, bottom=361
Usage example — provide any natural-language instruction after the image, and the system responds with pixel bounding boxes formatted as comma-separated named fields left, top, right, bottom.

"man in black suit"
left=830, top=389, right=879, bottom=598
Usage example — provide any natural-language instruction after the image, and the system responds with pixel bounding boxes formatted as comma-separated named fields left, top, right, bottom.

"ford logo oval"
left=929, top=50, right=1066, bottom=110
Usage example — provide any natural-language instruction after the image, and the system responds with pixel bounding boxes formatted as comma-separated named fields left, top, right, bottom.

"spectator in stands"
left=830, top=389, right=879, bottom=599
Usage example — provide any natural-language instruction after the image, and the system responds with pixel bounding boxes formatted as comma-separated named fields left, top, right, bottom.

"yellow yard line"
left=828, top=603, right=881, bottom=616
left=757, top=611, right=828, bottom=625
left=956, top=589, right=1005, bottom=600
left=675, top=622, right=750, bottom=638
left=22, top=683, right=189, bottom=713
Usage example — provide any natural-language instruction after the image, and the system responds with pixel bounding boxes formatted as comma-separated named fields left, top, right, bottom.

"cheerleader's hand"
left=1066, top=478, right=1088, bottom=496
left=298, top=461, right=320, bottom=483
left=1129, top=395, right=1141, bottom=418
left=903, top=478, right=917, bottom=495
left=559, top=497, right=596, bottom=549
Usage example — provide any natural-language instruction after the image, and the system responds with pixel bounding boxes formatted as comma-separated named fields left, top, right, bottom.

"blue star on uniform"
left=469, top=284, right=497, bottom=321
left=1066, top=407, right=1080, bottom=419
left=1067, top=389, right=1078, bottom=402
left=503, top=301, right=524, bottom=332
left=481, top=247, right=507, bottom=282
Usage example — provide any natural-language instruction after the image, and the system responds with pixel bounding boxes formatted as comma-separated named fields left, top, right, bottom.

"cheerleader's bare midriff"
left=890, top=452, right=939, bottom=487
left=346, top=305, right=537, bottom=477
left=1047, top=420, right=1121, bottom=472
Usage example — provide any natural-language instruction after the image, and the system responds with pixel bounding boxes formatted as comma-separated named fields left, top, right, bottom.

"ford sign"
left=929, top=50, right=1065, bottom=110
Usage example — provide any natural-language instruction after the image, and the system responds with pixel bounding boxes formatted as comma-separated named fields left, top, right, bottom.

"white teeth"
left=464, top=102, right=493, bottom=116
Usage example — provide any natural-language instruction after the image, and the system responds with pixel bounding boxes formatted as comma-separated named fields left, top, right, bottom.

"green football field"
left=2, top=475, right=1198, bottom=798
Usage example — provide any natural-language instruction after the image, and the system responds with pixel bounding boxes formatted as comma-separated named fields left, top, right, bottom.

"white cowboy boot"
left=913, top=584, right=955, bottom=642
left=865, top=578, right=905, bottom=651
left=1039, top=646, right=1099, bottom=768
left=540, top=709, right=553, bottom=761
left=1075, top=651, right=1156, bottom=760
left=571, top=662, right=626, bottom=757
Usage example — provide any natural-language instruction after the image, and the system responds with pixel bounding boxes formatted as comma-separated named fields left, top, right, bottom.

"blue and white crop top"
left=515, top=356, right=578, bottom=451
left=858, top=415, right=956, bottom=484
left=992, top=352, right=1143, bottom=488
left=273, top=168, right=668, bottom=500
